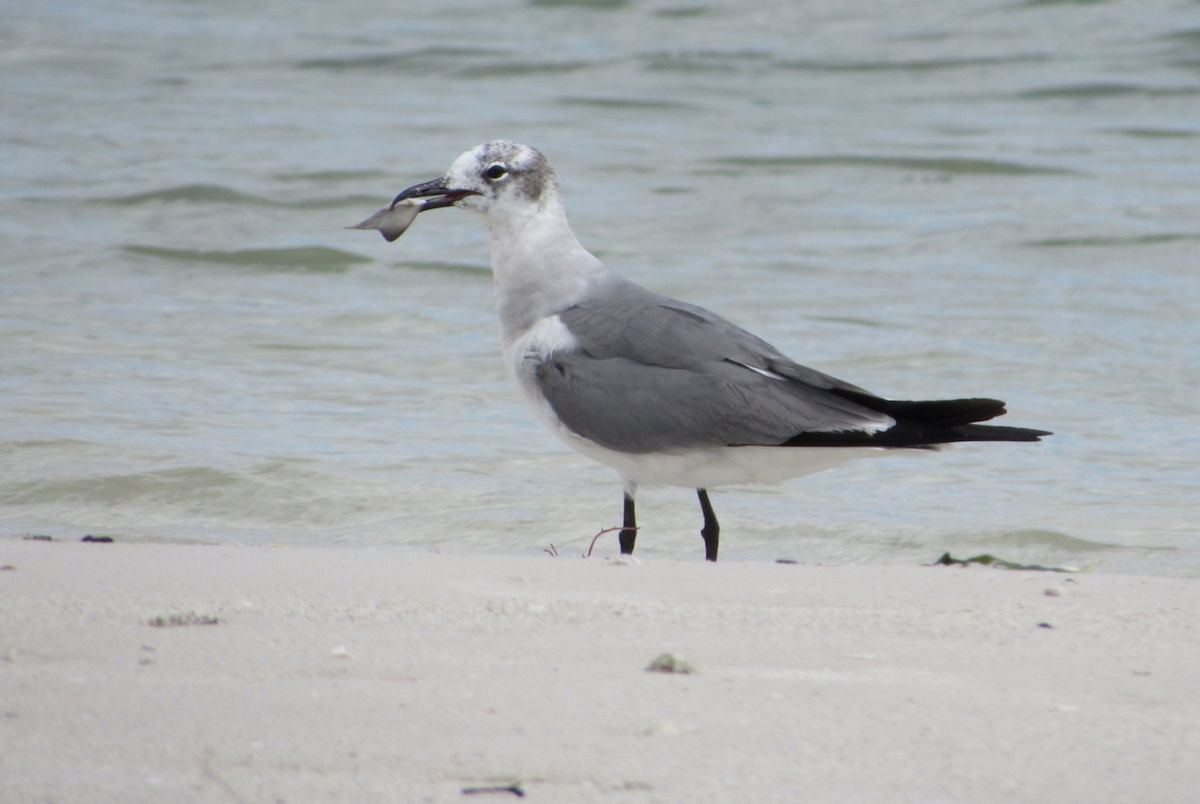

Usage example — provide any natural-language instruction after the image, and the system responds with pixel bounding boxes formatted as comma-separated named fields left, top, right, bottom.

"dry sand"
left=2, top=538, right=1197, bottom=803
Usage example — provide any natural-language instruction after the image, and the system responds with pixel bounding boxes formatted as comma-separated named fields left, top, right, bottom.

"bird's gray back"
left=562, top=274, right=875, bottom=394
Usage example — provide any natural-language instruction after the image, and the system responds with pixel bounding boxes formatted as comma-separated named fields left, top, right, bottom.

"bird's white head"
left=372, top=141, right=603, bottom=342
left=392, top=140, right=559, bottom=226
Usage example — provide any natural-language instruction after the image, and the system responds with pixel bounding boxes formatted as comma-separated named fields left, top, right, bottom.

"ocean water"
left=3, top=0, right=1198, bottom=575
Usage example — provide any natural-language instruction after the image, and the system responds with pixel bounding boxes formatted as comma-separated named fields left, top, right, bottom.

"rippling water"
left=3, top=1, right=1198, bottom=574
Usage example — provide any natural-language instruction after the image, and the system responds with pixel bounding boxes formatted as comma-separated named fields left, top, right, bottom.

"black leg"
left=619, top=492, right=637, bottom=554
left=697, top=488, right=719, bottom=562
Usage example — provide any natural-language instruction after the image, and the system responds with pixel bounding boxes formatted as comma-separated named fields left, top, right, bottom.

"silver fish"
left=346, top=198, right=423, bottom=242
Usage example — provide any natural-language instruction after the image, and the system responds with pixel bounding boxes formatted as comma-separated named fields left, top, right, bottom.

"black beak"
left=392, top=177, right=478, bottom=210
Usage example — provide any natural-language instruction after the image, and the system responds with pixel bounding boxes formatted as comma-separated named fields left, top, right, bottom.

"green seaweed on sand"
left=930, top=552, right=1101, bottom=573
left=646, top=653, right=696, bottom=674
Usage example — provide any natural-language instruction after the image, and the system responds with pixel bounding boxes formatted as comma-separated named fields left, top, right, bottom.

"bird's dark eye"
left=484, top=163, right=508, bottom=181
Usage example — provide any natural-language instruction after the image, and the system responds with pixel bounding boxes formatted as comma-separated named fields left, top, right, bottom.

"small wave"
left=1020, top=82, right=1199, bottom=100
left=711, top=154, right=1077, bottom=176
left=456, top=60, right=595, bottom=78
left=530, top=0, right=630, bottom=7
left=124, top=245, right=371, bottom=271
left=0, top=439, right=94, bottom=455
left=639, top=49, right=772, bottom=73
left=301, top=48, right=603, bottom=78
left=98, top=184, right=383, bottom=210
left=654, top=6, right=711, bottom=18
left=1024, top=233, right=1200, bottom=248
left=995, top=529, right=1149, bottom=553
left=556, top=95, right=696, bottom=110
left=808, top=315, right=891, bottom=329
left=778, top=54, right=1048, bottom=73
left=296, top=46, right=503, bottom=73
left=1160, top=26, right=1200, bottom=44
left=1108, top=128, right=1199, bottom=139
left=102, top=184, right=273, bottom=206
left=1, top=467, right=241, bottom=506
left=1020, top=0, right=1113, bottom=7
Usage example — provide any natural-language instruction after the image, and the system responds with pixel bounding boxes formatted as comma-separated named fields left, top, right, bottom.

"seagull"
left=353, top=141, right=1050, bottom=561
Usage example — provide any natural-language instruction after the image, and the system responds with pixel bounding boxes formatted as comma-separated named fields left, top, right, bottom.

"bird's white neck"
left=482, top=190, right=607, bottom=347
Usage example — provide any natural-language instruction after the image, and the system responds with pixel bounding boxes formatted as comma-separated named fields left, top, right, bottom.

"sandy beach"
left=2, top=538, right=1197, bottom=803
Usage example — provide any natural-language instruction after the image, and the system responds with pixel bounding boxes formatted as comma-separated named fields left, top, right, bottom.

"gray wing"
left=538, top=276, right=893, bottom=454
left=561, top=275, right=876, bottom=393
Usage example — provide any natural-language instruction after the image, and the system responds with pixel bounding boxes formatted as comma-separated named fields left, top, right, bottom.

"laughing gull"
left=353, top=140, right=1050, bottom=561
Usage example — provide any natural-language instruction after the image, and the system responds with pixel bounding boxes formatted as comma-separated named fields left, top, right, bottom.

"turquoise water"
left=3, top=0, right=1199, bottom=574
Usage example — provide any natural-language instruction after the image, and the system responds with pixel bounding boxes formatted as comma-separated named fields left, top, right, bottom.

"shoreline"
left=3, top=539, right=1197, bottom=802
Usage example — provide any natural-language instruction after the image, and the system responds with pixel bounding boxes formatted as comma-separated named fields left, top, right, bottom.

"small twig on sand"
left=543, top=544, right=558, bottom=557
left=199, top=746, right=248, bottom=804
left=462, top=782, right=525, bottom=797
left=586, top=526, right=637, bottom=558
left=148, top=612, right=220, bottom=628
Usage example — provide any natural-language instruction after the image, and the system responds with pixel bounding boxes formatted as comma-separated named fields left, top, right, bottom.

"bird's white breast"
left=503, top=314, right=588, bottom=442
left=504, top=314, right=581, bottom=378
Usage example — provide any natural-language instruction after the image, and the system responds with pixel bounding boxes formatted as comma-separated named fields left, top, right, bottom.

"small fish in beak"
left=345, top=198, right=424, bottom=242
left=349, top=176, right=481, bottom=242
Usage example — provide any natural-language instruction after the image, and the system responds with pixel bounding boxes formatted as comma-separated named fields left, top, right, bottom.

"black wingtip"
left=952, top=423, right=1053, bottom=442
left=784, top=393, right=1052, bottom=447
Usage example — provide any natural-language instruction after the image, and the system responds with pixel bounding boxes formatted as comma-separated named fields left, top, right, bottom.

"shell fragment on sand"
left=346, top=198, right=423, bottom=242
